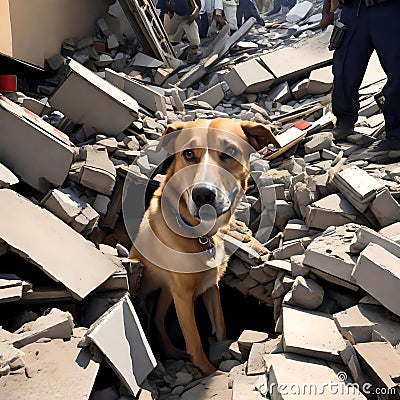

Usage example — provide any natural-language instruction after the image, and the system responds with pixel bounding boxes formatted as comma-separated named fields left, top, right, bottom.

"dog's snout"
left=192, top=185, right=216, bottom=207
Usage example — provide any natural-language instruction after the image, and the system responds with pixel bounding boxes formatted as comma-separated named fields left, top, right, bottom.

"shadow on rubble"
left=139, top=281, right=275, bottom=362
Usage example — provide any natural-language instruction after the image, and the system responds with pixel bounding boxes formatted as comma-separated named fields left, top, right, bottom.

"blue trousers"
left=237, top=0, right=265, bottom=27
left=332, top=0, right=400, bottom=138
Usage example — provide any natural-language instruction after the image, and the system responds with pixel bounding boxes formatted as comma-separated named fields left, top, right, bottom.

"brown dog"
left=129, top=118, right=278, bottom=375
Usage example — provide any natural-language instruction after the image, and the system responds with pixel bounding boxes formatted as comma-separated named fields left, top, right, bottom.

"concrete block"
left=379, top=222, right=400, bottom=244
left=0, top=189, right=119, bottom=300
left=79, top=146, right=116, bottom=195
left=354, top=341, right=400, bottom=395
left=287, top=276, right=324, bottom=310
left=86, top=295, right=156, bottom=396
left=181, top=372, right=231, bottom=400
left=238, top=330, right=269, bottom=353
left=333, top=304, right=400, bottom=345
left=275, top=200, right=296, bottom=230
left=304, top=224, right=359, bottom=284
left=282, top=306, right=347, bottom=362
left=13, top=308, right=74, bottom=348
left=105, top=69, right=167, bottom=115
left=306, top=194, right=368, bottom=230
left=290, top=255, right=310, bottom=277
left=272, top=240, right=305, bottom=260
left=286, top=0, right=313, bottom=23
left=304, top=132, right=333, bottom=154
left=196, top=83, right=225, bottom=108
left=304, top=151, right=320, bottom=163
left=306, top=65, right=333, bottom=95
left=370, top=188, right=400, bottom=228
left=246, top=342, right=267, bottom=375
left=283, top=220, right=309, bottom=241
left=228, top=257, right=250, bottom=279
left=225, top=59, right=274, bottom=95
left=0, top=95, right=74, bottom=193
left=352, top=243, right=400, bottom=317
left=49, top=59, right=139, bottom=136
left=267, top=352, right=367, bottom=400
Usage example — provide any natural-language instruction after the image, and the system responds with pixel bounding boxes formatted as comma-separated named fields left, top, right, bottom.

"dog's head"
left=157, top=118, right=278, bottom=234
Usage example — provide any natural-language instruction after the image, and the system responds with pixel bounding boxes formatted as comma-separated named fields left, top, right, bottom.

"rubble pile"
left=1, top=0, right=400, bottom=399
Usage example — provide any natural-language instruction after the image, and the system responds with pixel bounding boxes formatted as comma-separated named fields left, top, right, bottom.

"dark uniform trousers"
left=332, top=0, right=400, bottom=138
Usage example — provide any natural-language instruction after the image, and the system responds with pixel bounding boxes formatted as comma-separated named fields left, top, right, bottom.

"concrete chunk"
left=354, top=341, right=400, bottom=395
left=0, top=95, right=74, bottom=192
left=267, top=352, right=366, bottom=400
left=86, top=295, right=156, bottom=396
left=352, top=243, right=400, bottom=317
left=238, top=330, right=269, bottom=353
left=307, top=65, right=333, bottom=95
left=282, top=306, right=347, bottom=362
left=286, top=0, right=313, bottom=23
left=304, top=132, right=333, bottom=154
left=13, top=308, right=74, bottom=348
left=303, top=224, right=359, bottom=284
left=370, top=188, right=400, bottom=227
left=49, top=59, right=138, bottom=136
left=79, top=146, right=116, bottom=195
left=0, top=189, right=119, bottom=300
left=333, top=304, right=400, bottom=346
left=287, top=276, right=324, bottom=310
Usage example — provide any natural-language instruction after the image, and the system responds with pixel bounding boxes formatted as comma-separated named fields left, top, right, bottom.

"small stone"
left=173, top=372, right=193, bottom=387
left=171, top=385, right=185, bottom=395
left=219, top=359, right=241, bottom=372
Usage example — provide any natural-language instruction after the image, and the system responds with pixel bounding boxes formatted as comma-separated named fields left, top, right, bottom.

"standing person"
left=237, top=0, right=265, bottom=27
left=163, top=0, right=201, bottom=62
left=321, top=0, right=400, bottom=158
left=197, top=0, right=227, bottom=38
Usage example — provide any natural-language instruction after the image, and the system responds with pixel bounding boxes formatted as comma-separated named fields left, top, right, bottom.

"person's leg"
left=266, top=0, right=282, bottom=16
left=223, top=3, right=239, bottom=31
left=196, top=13, right=209, bottom=38
left=183, top=18, right=201, bottom=62
left=331, top=1, right=374, bottom=131
left=237, top=2, right=244, bottom=27
left=164, top=13, right=185, bottom=43
left=369, top=0, right=400, bottom=139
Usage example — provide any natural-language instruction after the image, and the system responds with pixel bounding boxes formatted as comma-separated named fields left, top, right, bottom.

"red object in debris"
left=293, top=119, right=312, bottom=131
left=0, top=75, right=17, bottom=92
left=94, top=41, right=107, bottom=53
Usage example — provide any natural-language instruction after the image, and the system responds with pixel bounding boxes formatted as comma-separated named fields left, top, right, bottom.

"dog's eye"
left=183, top=149, right=196, bottom=162
left=221, top=146, right=238, bottom=160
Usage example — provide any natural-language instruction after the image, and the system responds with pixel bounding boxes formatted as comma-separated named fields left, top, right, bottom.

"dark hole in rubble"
left=140, top=280, right=275, bottom=362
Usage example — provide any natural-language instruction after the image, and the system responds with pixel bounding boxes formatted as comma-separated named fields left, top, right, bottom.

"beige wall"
left=0, top=0, right=114, bottom=67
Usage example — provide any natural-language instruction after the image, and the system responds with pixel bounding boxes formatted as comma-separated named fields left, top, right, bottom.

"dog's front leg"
left=172, top=290, right=216, bottom=375
left=202, top=285, right=226, bottom=342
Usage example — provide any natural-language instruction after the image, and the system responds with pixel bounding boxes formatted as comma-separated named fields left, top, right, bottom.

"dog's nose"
left=192, top=185, right=216, bottom=207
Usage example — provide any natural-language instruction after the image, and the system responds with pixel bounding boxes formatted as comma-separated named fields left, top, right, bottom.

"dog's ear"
left=240, top=121, right=279, bottom=152
left=156, top=121, right=187, bottom=153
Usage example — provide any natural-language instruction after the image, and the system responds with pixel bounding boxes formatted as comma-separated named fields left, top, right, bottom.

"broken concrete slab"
left=306, top=65, right=333, bottom=95
left=0, top=95, right=74, bottom=193
left=79, top=146, right=116, bottom=195
left=0, top=162, right=19, bottom=188
left=370, top=188, right=400, bottom=228
left=303, top=224, right=359, bottom=284
left=352, top=243, right=400, bottom=317
left=238, top=330, right=269, bottom=354
left=282, top=306, right=347, bottom=362
left=306, top=194, right=369, bottom=230
left=267, top=352, right=367, bottom=400
left=86, top=295, right=156, bottom=396
left=304, top=131, right=333, bottom=154
left=105, top=68, right=168, bottom=115
left=379, top=222, right=400, bottom=244
left=49, top=59, right=139, bottom=136
left=333, top=304, right=400, bottom=346
left=41, top=187, right=99, bottom=232
left=0, top=189, right=119, bottom=300
left=286, top=0, right=313, bottom=23
left=354, top=341, right=400, bottom=396
left=13, top=308, right=74, bottom=348
left=1, top=332, right=99, bottom=400
left=286, top=276, right=324, bottom=310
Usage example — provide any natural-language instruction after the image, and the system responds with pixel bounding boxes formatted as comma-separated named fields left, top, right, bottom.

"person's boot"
left=349, top=136, right=400, bottom=163
left=332, top=118, right=355, bottom=141
left=187, top=45, right=199, bottom=63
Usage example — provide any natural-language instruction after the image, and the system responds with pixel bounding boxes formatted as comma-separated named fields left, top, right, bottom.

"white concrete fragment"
left=352, top=243, right=400, bottom=317
left=287, top=276, right=324, bottom=310
left=282, top=306, right=347, bottom=362
left=0, top=189, right=119, bottom=300
left=49, top=59, right=139, bottom=136
left=286, top=1, right=313, bottom=23
left=370, top=188, right=400, bottom=227
left=86, top=295, right=156, bottom=396
left=0, top=162, right=19, bottom=188
left=0, top=95, right=74, bottom=192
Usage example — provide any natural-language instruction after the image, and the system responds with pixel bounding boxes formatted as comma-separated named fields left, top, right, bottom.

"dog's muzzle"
left=190, top=184, right=232, bottom=220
